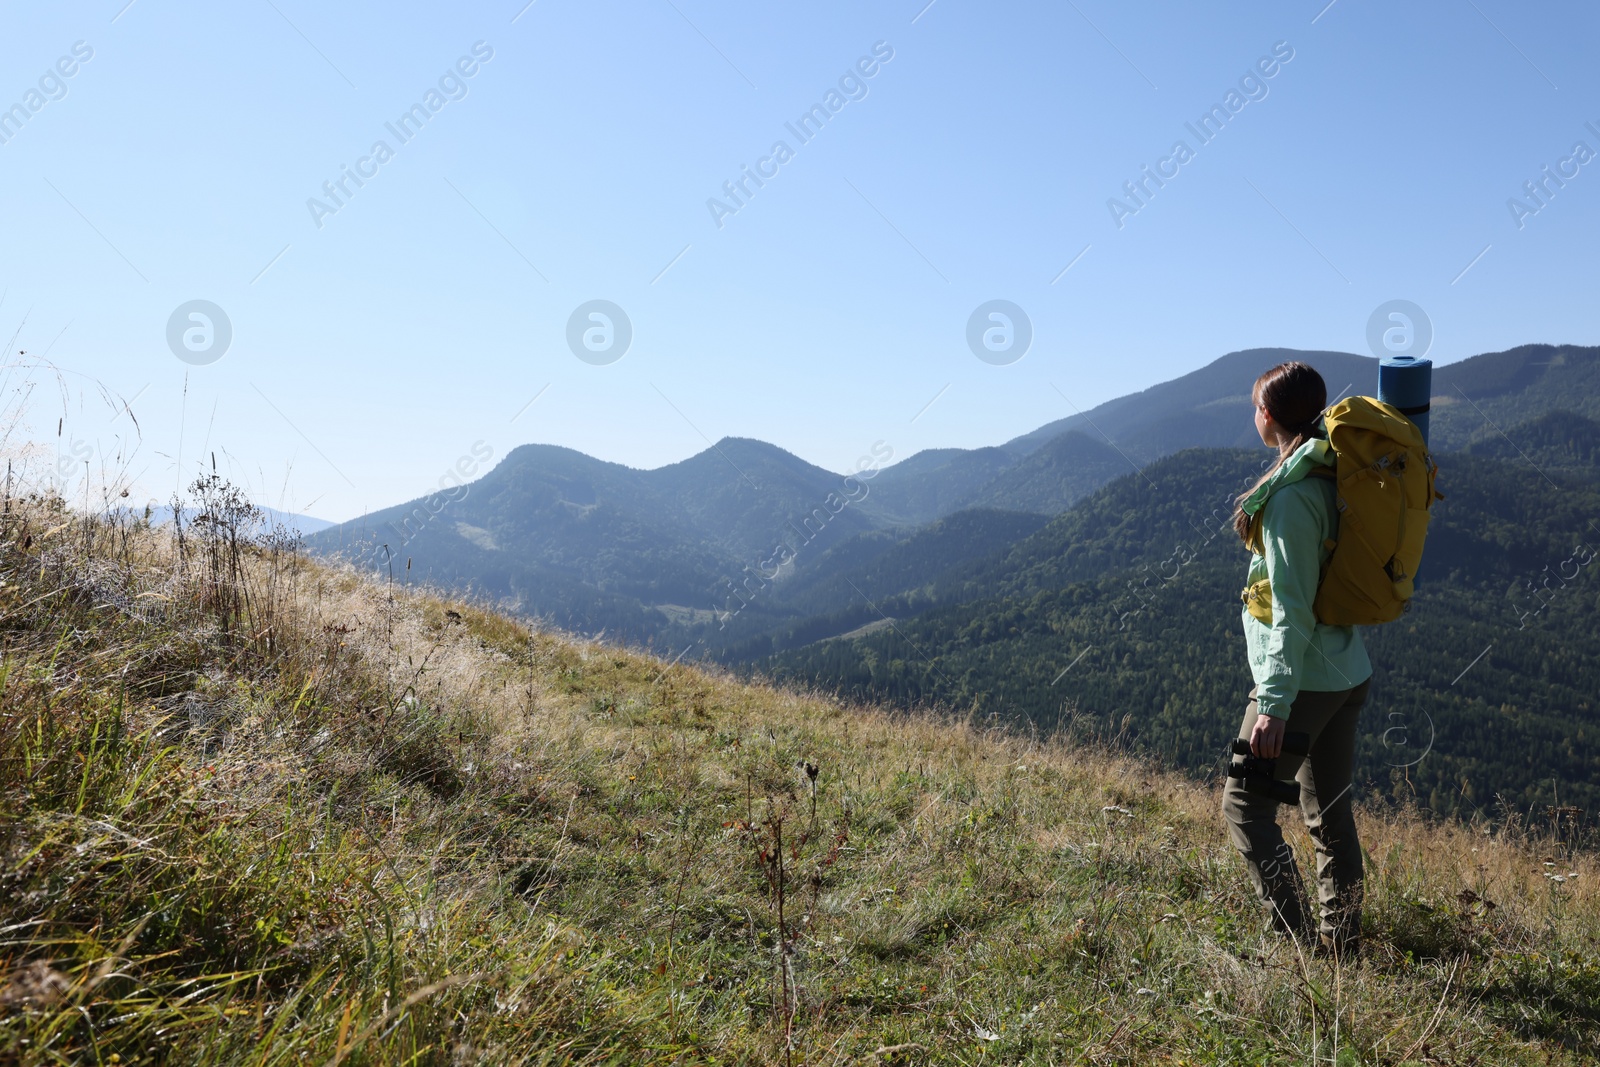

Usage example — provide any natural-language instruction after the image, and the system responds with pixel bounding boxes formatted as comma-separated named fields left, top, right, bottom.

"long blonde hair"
left=1232, top=361, right=1327, bottom=544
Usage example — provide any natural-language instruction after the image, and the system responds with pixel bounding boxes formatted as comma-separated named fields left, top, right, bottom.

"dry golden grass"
left=2, top=488, right=1597, bottom=1064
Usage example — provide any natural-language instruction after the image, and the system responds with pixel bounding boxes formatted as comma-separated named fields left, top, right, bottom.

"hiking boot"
left=1314, top=931, right=1362, bottom=960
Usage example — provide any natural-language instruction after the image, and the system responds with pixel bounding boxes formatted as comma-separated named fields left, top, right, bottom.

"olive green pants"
left=1221, top=680, right=1370, bottom=942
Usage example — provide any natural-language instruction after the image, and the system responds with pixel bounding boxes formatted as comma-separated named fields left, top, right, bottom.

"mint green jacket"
left=1239, top=438, right=1373, bottom=719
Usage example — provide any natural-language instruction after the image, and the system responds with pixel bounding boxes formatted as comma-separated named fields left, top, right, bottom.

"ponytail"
left=1232, top=362, right=1328, bottom=544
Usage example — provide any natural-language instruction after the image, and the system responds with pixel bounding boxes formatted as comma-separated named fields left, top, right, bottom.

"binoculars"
left=1227, top=732, right=1311, bottom=805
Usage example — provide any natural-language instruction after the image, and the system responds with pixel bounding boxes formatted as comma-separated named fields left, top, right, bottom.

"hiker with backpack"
left=1221, top=360, right=1438, bottom=958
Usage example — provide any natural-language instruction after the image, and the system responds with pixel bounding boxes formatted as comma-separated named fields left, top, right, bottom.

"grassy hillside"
left=4, top=485, right=1600, bottom=1063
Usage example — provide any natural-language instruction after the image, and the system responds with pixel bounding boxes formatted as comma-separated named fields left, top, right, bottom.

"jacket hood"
left=1240, top=437, right=1333, bottom=516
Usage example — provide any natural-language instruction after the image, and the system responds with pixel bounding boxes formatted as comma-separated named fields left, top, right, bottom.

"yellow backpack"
left=1310, top=396, right=1443, bottom=625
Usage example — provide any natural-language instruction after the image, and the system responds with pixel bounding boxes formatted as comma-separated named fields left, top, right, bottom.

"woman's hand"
left=1250, top=714, right=1287, bottom=759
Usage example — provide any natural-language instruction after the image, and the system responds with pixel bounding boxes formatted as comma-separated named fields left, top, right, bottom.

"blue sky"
left=2, top=0, right=1596, bottom=522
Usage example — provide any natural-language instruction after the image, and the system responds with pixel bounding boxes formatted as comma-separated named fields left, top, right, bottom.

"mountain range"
left=308, top=342, right=1600, bottom=639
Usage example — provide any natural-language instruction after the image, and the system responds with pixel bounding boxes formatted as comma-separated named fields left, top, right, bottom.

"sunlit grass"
left=2, top=485, right=1597, bottom=1064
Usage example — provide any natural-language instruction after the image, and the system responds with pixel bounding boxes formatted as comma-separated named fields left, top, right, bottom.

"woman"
left=1222, top=361, right=1373, bottom=956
